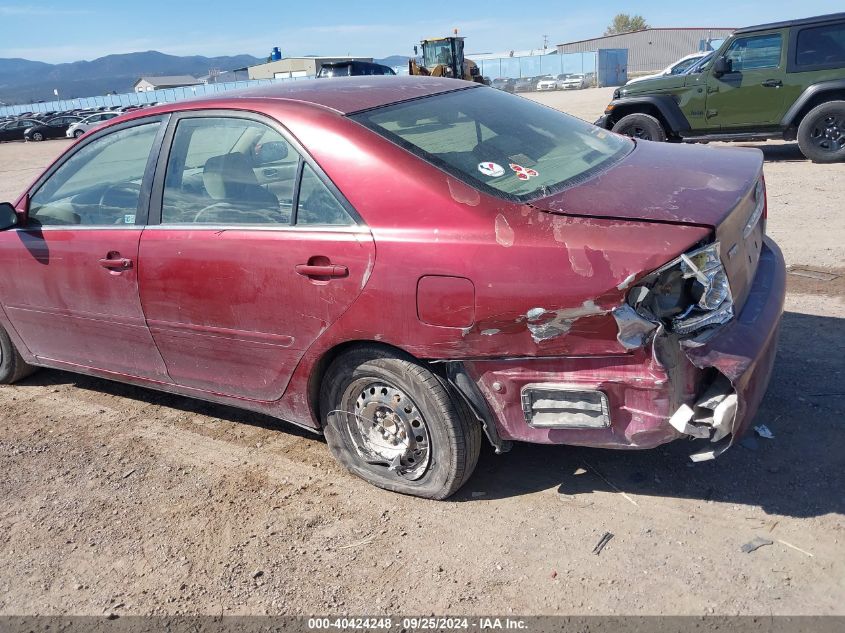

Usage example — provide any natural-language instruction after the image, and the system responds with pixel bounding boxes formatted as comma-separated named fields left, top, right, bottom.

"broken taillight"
left=626, top=242, right=735, bottom=337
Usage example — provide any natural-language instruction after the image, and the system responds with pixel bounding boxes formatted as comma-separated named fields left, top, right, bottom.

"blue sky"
left=0, top=1, right=843, bottom=63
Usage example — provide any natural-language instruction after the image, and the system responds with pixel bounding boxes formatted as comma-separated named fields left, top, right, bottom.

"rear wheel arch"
left=782, top=81, right=845, bottom=129
left=791, top=89, right=845, bottom=128
left=308, top=340, right=425, bottom=430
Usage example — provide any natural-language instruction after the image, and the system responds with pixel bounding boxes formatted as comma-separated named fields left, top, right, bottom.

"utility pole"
left=543, top=34, right=549, bottom=50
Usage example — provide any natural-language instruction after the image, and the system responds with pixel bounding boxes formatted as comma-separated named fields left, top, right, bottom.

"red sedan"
left=0, top=77, right=785, bottom=499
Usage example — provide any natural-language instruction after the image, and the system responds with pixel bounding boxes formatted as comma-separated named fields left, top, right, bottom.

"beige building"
left=557, top=28, right=735, bottom=73
left=247, top=57, right=373, bottom=80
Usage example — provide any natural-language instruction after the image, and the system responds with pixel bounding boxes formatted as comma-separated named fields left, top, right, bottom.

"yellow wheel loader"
left=409, top=36, right=488, bottom=84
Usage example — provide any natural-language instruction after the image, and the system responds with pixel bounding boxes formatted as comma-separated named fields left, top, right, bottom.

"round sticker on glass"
left=478, top=162, right=505, bottom=177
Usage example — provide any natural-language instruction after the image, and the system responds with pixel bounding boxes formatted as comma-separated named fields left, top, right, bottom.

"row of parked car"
left=491, top=73, right=593, bottom=93
left=0, top=103, right=160, bottom=143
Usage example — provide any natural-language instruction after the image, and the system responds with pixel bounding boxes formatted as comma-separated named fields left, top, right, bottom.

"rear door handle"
left=761, top=79, right=782, bottom=88
left=295, top=264, right=348, bottom=278
left=99, top=257, right=132, bottom=270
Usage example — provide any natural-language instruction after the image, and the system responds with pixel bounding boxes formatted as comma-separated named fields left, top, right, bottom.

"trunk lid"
left=531, top=140, right=763, bottom=228
left=531, top=140, right=766, bottom=312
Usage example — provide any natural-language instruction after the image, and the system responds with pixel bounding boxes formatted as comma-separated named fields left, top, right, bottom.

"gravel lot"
left=0, top=88, right=842, bottom=616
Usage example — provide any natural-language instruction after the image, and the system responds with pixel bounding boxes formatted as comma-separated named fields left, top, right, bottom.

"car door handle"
left=295, top=264, right=348, bottom=278
left=99, top=257, right=133, bottom=270
left=761, top=79, right=782, bottom=88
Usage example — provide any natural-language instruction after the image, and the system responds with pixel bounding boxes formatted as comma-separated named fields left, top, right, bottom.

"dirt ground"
left=0, top=88, right=843, bottom=617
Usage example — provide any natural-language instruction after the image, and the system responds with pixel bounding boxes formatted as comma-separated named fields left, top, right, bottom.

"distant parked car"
left=491, top=78, right=516, bottom=92
left=66, top=112, right=120, bottom=139
left=626, top=52, right=710, bottom=85
left=318, top=61, right=396, bottom=78
left=513, top=76, right=539, bottom=92
left=0, top=119, right=40, bottom=142
left=535, top=75, right=559, bottom=91
left=559, top=74, right=586, bottom=90
left=24, top=116, right=82, bottom=141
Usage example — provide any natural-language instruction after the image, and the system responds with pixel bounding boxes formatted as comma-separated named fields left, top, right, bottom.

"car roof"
left=735, top=11, right=845, bottom=35
left=144, top=76, right=477, bottom=116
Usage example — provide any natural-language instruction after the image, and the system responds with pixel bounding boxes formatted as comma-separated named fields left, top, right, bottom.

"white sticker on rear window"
left=124, top=214, right=135, bottom=224
left=478, top=162, right=505, bottom=177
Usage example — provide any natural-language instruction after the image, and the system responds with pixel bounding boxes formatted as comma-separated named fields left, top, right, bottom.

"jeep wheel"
left=611, top=113, right=667, bottom=142
left=797, top=101, right=845, bottom=163
left=319, top=347, right=481, bottom=499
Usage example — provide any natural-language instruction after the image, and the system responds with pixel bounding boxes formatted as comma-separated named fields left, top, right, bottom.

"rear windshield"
left=350, top=86, right=632, bottom=201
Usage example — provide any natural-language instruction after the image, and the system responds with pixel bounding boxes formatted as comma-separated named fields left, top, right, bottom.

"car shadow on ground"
left=458, top=310, right=845, bottom=518
left=18, top=368, right=317, bottom=440
left=741, top=142, right=807, bottom=163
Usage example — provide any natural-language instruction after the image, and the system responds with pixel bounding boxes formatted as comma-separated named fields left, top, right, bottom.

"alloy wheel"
left=809, top=114, right=844, bottom=152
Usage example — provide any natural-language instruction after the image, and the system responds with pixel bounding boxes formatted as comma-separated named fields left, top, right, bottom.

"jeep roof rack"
left=735, top=11, right=845, bottom=35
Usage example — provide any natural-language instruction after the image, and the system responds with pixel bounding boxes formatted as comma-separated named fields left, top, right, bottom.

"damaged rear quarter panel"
left=281, top=109, right=712, bottom=362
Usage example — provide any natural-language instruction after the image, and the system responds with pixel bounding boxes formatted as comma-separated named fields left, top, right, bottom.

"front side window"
left=29, top=122, right=160, bottom=226
left=351, top=87, right=632, bottom=201
left=162, top=117, right=300, bottom=225
left=724, top=34, right=783, bottom=71
left=796, top=22, right=845, bottom=67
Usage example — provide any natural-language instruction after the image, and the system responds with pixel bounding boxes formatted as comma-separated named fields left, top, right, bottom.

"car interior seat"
left=200, top=152, right=280, bottom=223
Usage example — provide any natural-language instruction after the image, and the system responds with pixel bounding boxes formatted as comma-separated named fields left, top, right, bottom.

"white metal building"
left=557, top=28, right=735, bottom=73
left=133, top=75, right=202, bottom=92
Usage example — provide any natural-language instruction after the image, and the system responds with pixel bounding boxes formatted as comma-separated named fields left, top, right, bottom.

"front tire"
left=797, top=101, right=845, bottom=163
left=31, top=132, right=44, bottom=142
left=0, top=323, right=35, bottom=384
left=73, top=129, right=84, bottom=139
left=320, top=347, right=481, bottom=499
left=611, top=113, right=668, bottom=142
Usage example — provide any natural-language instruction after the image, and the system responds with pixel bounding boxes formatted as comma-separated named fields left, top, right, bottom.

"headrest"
left=203, top=152, right=258, bottom=200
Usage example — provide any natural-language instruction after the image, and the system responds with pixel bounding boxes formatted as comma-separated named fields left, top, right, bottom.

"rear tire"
left=319, top=347, right=481, bottom=499
left=797, top=100, right=845, bottom=163
left=0, top=323, right=35, bottom=384
left=611, top=113, right=667, bottom=142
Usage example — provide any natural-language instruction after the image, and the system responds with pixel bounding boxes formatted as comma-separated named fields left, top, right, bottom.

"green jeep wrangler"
left=595, top=12, right=845, bottom=162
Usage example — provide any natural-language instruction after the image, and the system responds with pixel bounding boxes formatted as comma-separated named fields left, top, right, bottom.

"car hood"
left=625, top=72, right=660, bottom=85
left=617, top=73, right=686, bottom=95
left=530, top=140, right=763, bottom=227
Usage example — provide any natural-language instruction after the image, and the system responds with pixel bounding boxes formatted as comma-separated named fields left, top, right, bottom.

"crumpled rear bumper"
left=463, top=238, right=785, bottom=454
left=681, top=237, right=785, bottom=450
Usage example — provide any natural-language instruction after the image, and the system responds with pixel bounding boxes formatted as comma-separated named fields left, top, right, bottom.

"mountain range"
left=0, top=51, right=411, bottom=105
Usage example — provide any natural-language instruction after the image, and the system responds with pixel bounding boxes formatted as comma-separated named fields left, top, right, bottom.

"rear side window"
left=724, top=33, right=783, bottom=71
left=296, top=164, right=355, bottom=225
left=795, top=22, right=845, bottom=68
left=160, top=116, right=356, bottom=227
left=161, top=117, right=300, bottom=225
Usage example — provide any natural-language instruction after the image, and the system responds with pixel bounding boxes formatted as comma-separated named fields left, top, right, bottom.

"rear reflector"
left=520, top=385, right=610, bottom=429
